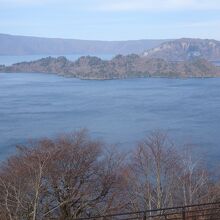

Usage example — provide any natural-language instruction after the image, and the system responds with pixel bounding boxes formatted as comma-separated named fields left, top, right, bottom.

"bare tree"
left=43, top=132, right=127, bottom=219
left=0, top=139, right=52, bottom=220
left=125, top=131, right=180, bottom=212
left=0, top=130, right=127, bottom=220
left=176, top=146, right=212, bottom=205
left=0, top=129, right=219, bottom=220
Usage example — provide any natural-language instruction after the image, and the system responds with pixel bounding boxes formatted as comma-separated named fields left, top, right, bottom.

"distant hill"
left=0, top=34, right=168, bottom=55
left=1, top=55, right=219, bottom=79
left=143, top=38, right=220, bottom=61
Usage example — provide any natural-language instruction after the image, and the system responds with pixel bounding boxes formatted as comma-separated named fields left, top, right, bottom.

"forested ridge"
left=1, top=55, right=220, bottom=79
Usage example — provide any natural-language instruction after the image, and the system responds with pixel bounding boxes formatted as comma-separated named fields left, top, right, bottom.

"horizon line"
left=1, top=32, right=219, bottom=42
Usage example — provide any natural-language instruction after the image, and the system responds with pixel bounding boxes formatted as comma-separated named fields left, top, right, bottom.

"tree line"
left=0, top=130, right=219, bottom=220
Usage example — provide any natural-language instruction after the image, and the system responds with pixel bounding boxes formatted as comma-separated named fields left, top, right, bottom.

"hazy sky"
left=0, top=0, right=220, bottom=40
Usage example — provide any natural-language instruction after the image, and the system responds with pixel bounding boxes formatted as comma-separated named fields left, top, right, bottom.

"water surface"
left=0, top=72, right=220, bottom=162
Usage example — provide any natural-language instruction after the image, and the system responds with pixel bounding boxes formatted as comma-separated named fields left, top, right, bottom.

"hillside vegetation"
left=1, top=55, right=220, bottom=79
left=143, top=38, right=220, bottom=61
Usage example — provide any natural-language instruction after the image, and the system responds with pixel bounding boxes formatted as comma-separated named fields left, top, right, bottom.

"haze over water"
left=1, top=66, right=220, bottom=162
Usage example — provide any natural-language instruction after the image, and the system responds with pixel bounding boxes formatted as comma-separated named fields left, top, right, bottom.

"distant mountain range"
left=1, top=55, right=219, bottom=79
left=1, top=34, right=220, bottom=79
left=0, top=34, right=167, bottom=55
left=1, top=34, right=220, bottom=62
left=143, top=38, right=220, bottom=61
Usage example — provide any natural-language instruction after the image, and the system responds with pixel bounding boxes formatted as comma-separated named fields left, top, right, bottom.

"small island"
left=0, top=54, right=220, bottom=79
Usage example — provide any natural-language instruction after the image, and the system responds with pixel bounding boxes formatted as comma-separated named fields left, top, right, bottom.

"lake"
left=0, top=72, right=220, bottom=163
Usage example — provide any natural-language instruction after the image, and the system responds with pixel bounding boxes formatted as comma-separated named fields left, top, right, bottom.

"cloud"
left=0, top=0, right=49, bottom=3
left=0, top=0, right=51, bottom=7
left=1, top=0, right=220, bottom=11
left=0, top=0, right=90, bottom=9
left=96, top=0, right=220, bottom=11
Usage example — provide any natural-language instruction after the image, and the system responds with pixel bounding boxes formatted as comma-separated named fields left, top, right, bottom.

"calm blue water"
left=0, top=72, right=220, bottom=162
left=214, top=61, right=220, bottom=66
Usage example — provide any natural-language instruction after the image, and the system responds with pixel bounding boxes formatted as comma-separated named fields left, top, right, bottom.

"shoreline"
left=0, top=71, right=219, bottom=80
